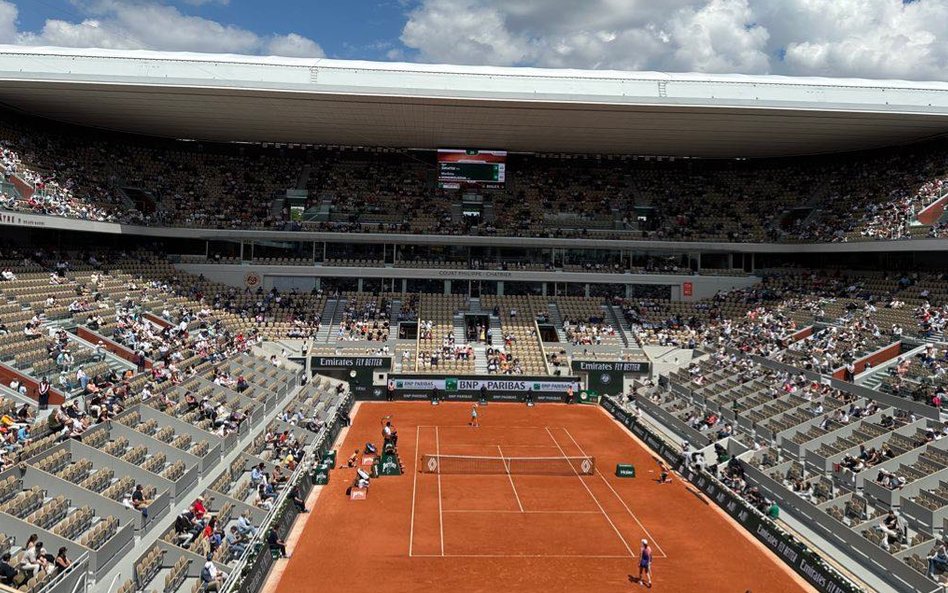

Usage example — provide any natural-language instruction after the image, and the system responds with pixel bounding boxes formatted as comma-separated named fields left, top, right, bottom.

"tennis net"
left=420, top=454, right=595, bottom=475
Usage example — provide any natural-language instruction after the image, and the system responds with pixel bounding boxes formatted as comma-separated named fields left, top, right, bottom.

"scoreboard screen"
left=437, top=149, right=506, bottom=189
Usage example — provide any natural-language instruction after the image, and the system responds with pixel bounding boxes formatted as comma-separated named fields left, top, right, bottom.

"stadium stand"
left=2, top=110, right=948, bottom=243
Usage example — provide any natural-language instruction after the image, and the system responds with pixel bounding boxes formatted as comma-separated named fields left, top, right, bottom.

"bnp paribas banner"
left=390, top=375, right=580, bottom=402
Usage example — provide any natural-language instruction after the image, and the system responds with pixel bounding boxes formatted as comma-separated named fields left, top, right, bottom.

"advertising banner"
left=571, top=360, right=650, bottom=397
left=238, top=547, right=275, bottom=593
left=311, top=356, right=392, bottom=371
left=389, top=375, right=580, bottom=402
left=570, top=361, right=650, bottom=374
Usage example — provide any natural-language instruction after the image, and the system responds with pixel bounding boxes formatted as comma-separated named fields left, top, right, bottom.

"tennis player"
left=469, top=403, right=479, bottom=427
left=638, top=539, right=653, bottom=587
left=658, top=461, right=672, bottom=484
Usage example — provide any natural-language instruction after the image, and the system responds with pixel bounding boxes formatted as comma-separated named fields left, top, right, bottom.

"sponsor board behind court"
left=387, top=374, right=580, bottom=402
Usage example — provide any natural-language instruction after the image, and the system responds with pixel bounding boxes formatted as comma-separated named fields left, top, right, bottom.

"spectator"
left=132, top=484, right=150, bottom=518
left=289, top=484, right=308, bottom=513
left=19, top=538, right=46, bottom=577
left=236, top=511, right=256, bottom=537
left=54, top=547, right=70, bottom=574
left=201, top=553, right=226, bottom=592
left=0, top=553, right=16, bottom=586
left=929, top=543, right=948, bottom=580
left=225, top=526, right=248, bottom=559
left=266, top=527, right=288, bottom=558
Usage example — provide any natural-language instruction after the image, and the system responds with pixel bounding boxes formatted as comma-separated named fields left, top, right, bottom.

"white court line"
left=443, top=444, right=561, bottom=448
left=443, top=509, right=600, bottom=514
left=436, top=426, right=445, bottom=556
left=544, top=427, right=636, bottom=559
left=412, top=554, right=632, bottom=559
left=497, top=444, right=524, bottom=512
left=419, top=425, right=561, bottom=430
left=561, top=427, right=668, bottom=559
left=408, top=424, right=420, bottom=557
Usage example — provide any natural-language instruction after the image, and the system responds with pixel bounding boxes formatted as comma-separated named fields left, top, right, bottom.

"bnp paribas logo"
left=533, top=383, right=541, bottom=391
left=445, top=378, right=458, bottom=391
left=396, top=381, right=404, bottom=388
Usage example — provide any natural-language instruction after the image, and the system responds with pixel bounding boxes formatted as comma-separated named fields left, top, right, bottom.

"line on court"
left=561, top=427, right=668, bottom=559
left=442, top=443, right=561, bottom=448
left=418, top=425, right=564, bottom=430
left=544, top=427, right=636, bottom=559
left=412, top=554, right=633, bottom=559
left=409, top=424, right=420, bottom=557
left=435, top=426, right=445, bottom=556
left=497, top=444, right=524, bottom=512
left=443, top=509, right=601, bottom=514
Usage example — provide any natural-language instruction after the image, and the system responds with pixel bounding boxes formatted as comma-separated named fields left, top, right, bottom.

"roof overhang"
left=0, top=46, right=947, bottom=158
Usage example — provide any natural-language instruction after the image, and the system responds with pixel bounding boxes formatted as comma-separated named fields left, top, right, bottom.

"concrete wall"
left=918, top=194, right=948, bottom=225
left=831, top=341, right=902, bottom=380
left=76, top=327, right=151, bottom=369
left=0, top=362, right=65, bottom=405
left=177, top=262, right=759, bottom=301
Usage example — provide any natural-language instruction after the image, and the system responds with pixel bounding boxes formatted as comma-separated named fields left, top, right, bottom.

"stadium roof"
left=0, top=46, right=947, bottom=158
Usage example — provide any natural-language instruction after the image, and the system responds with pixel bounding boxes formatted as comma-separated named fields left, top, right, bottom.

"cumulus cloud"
left=763, top=0, right=948, bottom=79
left=266, top=32, right=324, bottom=58
left=0, top=0, right=16, bottom=44
left=1, top=0, right=323, bottom=57
left=401, top=0, right=948, bottom=80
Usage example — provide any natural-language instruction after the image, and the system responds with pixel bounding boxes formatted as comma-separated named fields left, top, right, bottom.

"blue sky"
left=13, top=0, right=418, bottom=60
left=2, top=0, right=948, bottom=80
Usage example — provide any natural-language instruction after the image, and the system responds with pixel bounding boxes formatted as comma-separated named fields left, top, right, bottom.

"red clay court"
left=278, top=402, right=813, bottom=593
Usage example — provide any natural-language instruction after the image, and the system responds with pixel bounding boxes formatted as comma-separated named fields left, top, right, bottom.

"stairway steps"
left=547, top=303, right=567, bottom=342
left=610, top=305, right=635, bottom=348
left=315, top=299, right=340, bottom=343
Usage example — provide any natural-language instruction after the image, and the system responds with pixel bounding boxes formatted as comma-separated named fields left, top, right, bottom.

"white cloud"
left=266, top=33, right=324, bottom=58
left=3, top=0, right=322, bottom=57
left=666, top=0, right=769, bottom=74
left=764, top=0, right=948, bottom=80
left=401, top=0, right=769, bottom=72
left=401, top=0, right=948, bottom=80
left=0, top=0, right=16, bottom=44
left=401, top=0, right=534, bottom=66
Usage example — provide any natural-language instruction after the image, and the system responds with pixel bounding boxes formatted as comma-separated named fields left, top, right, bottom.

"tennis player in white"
left=470, top=403, right=479, bottom=427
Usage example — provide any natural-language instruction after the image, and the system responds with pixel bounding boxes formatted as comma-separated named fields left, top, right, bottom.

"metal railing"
left=218, top=401, right=348, bottom=593
left=38, top=550, right=89, bottom=593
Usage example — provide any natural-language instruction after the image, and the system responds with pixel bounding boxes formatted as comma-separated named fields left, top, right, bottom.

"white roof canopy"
left=0, top=46, right=946, bottom=158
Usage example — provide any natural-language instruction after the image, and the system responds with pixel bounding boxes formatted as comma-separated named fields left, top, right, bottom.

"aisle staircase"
left=547, top=303, right=567, bottom=342
left=488, top=315, right=503, bottom=347
left=473, top=343, right=488, bottom=374
left=452, top=314, right=467, bottom=345
left=315, top=298, right=339, bottom=343
left=610, top=305, right=635, bottom=347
